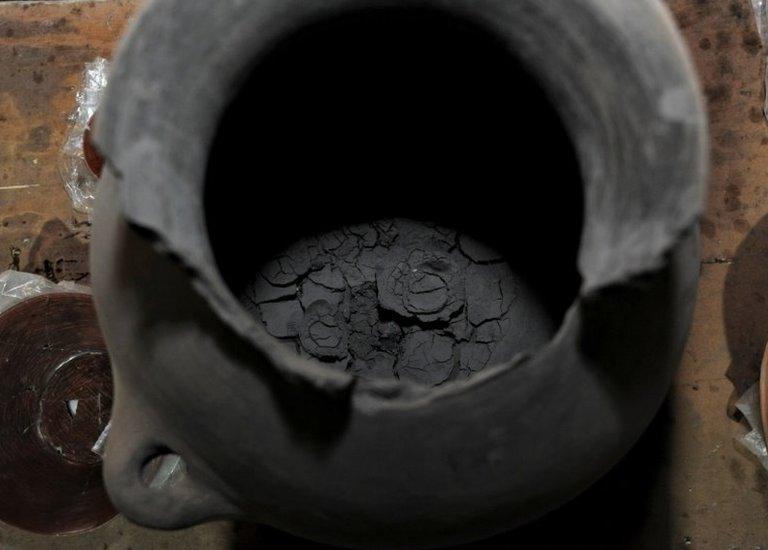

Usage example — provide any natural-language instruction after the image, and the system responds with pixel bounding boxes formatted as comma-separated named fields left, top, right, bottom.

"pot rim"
left=95, top=0, right=708, bottom=402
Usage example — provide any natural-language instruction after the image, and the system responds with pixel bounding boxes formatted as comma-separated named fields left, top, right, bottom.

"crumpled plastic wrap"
left=750, top=0, right=768, bottom=120
left=752, top=0, right=767, bottom=42
left=735, top=383, right=768, bottom=471
left=59, top=58, right=110, bottom=214
left=0, top=269, right=89, bottom=314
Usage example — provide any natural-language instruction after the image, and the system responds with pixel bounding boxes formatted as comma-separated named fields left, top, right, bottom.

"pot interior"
left=205, top=7, right=584, bottom=386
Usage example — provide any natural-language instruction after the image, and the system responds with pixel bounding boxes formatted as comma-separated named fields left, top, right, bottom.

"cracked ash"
left=246, top=219, right=553, bottom=386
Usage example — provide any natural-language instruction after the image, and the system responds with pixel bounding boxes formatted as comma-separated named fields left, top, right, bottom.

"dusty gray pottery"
left=90, top=0, right=708, bottom=547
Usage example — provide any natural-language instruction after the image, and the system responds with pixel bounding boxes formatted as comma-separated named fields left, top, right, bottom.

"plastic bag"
left=748, top=0, right=768, bottom=122
left=735, top=383, right=768, bottom=471
left=59, top=58, right=110, bottom=214
left=0, top=269, right=89, bottom=314
left=753, top=0, right=767, bottom=41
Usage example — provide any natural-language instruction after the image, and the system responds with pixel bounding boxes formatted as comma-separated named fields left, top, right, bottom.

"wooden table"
left=0, top=0, right=767, bottom=548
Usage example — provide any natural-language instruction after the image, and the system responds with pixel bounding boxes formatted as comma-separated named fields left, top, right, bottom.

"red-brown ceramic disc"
left=0, top=293, right=116, bottom=534
left=83, top=114, right=104, bottom=178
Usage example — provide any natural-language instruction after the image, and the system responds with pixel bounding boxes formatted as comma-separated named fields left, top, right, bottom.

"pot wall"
left=90, top=0, right=708, bottom=547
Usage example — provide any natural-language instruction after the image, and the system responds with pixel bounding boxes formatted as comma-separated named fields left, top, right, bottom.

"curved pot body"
left=90, top=0, right=708, bottom=547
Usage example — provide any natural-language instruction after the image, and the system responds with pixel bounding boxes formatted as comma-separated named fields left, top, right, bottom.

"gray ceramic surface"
left=90, top=0, right=708, bottom=547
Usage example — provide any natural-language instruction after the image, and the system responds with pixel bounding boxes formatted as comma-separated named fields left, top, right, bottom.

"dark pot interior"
left=204, top=7, right=584, bottom=386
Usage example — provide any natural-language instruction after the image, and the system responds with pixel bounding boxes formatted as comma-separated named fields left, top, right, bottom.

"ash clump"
left=245, top=219, right=551, bottom=386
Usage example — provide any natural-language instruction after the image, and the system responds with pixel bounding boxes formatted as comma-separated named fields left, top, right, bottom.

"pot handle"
left=101, top=408, right=236, bottom=529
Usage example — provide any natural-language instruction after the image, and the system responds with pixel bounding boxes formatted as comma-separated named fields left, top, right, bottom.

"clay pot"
left=90, top=0, right=708, bottom=547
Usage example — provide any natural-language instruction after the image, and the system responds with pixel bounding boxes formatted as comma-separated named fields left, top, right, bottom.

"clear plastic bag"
left=59, top=58, right=110, bottom=214
left=749, top=0, right=768, bottom=122
left=735, top=383, right=768, bottom=471
left=753, top=0, right=767, bottom=41
left=0, top=269, right=89, bottom=314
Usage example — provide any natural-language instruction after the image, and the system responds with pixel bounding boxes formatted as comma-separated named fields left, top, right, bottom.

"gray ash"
left=244, top=219, right=553, bottom=386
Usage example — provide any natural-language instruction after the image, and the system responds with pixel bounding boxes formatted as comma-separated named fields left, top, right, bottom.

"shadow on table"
left=231, top=399, right=674, bottom=549
left=724, top=212, right=768, bottom=401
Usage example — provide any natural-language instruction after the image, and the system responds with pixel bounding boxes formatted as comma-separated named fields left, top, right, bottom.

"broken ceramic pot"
left=90, top=0, right=708, bottom=547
